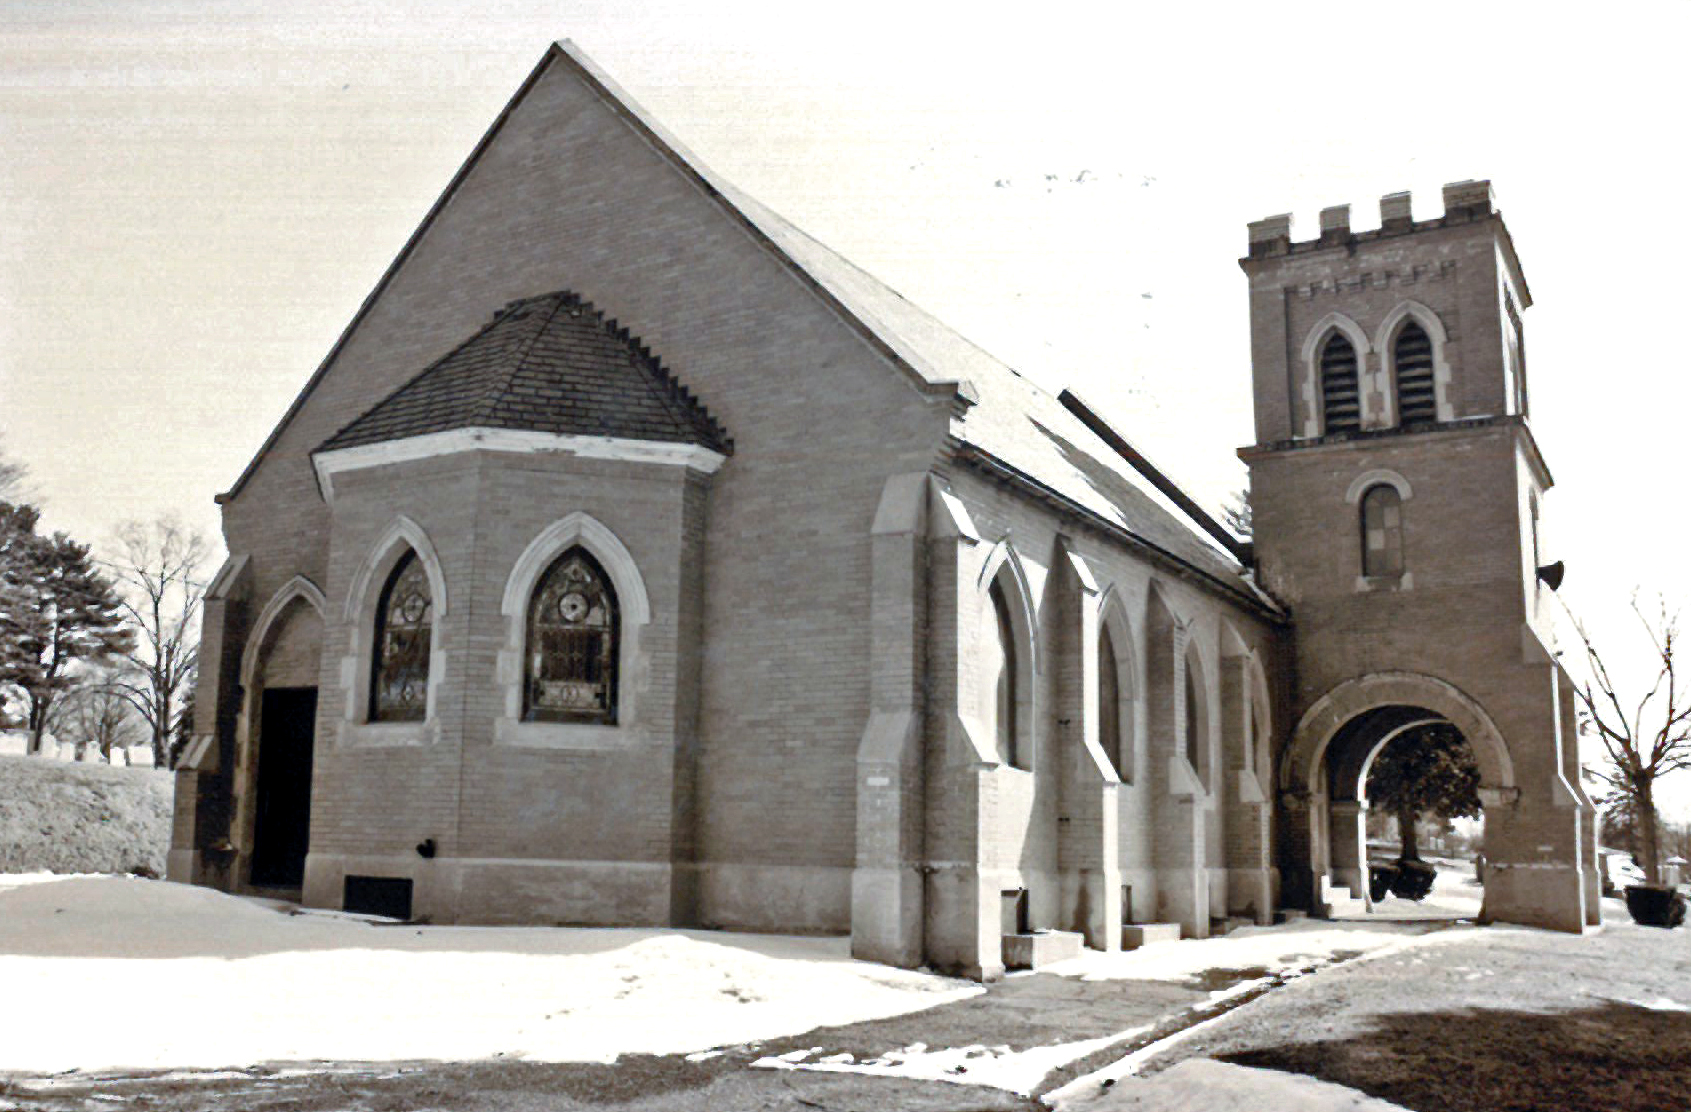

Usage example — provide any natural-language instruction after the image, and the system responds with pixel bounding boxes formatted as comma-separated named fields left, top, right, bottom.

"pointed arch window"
left=1320, top=332, right=1361, bottom=434
left=525, top=547, right=619, bottom=724
left=1099, top=623, right=1127, bottom=780
left=1184, top=667, right=1201, bottom=773
left=1393, top=320, right=1437, bottom=424
left=990, top=579, right=1021, bottom=768
left=370, top=550, right=431, bottom=721
left=1361, top=484, right=1405, bottom=578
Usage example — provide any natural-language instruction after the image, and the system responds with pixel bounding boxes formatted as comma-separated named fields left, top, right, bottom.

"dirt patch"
left=1222, top=1001, right=1691, bottom=1112
left=0, top=1057, right=1040, bottom=1111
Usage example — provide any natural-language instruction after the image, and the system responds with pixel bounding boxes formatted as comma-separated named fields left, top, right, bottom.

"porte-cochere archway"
left=1276, top=672, right=1601, bottom=930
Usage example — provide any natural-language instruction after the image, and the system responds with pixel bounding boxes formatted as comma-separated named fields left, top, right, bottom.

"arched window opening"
left=1394, top=320, right=1437, bottom=424
left=990, top=579, right=1020, bottom=768
left=1184, top=666, right=1201, bottom=773
left=1320, top=333, right=1361, bottom=434
left=1361, top=484, right=1405, bottom=578
left=525, top=546, right=619, bottom=724
left=1095, top=628, right=1122, bottom=774
left=370, top=550, right=431, bottom=722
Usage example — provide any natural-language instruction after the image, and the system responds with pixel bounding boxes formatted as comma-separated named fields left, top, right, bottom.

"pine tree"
left=0, top=502, right=135, bottom=754
left=1365, top=721, right=1482, bottom=860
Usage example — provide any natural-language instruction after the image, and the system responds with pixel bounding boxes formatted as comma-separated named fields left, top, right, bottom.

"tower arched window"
left=1320, top=332, right=1361, bottom=434
left=525, top=546, right=619, bottom=724
left=1360, top=484, right=1405, bottom=578
left=990, top=579, right=1020, bottom=768
left=1393, top=320, right=1437, bottom=424
left=370, top=549, right=431, bottom=721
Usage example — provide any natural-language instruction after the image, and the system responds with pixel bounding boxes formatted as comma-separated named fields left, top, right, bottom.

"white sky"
left=5, top=0, right=1691, bottom=808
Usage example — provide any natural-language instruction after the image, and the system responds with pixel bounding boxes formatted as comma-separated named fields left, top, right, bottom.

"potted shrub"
left=1389, top=858, right=1437, bottom=901
left=1623, top=884, right=1687, bottom=928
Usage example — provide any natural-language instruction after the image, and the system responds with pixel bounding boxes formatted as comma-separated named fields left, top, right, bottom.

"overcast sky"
left=5, top=0, right=1690, bottom=809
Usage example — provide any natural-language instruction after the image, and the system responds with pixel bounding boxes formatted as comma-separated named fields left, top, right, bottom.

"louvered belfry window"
left=526, top=547, right=619, bottom=724
left=371, top=550, right=431, bottom=721
left=1320, top=332, right=1362, bottom=433
left=1394, top=320, right=1437, bottom=424
left=1361, top=485, right=1405, bottom=578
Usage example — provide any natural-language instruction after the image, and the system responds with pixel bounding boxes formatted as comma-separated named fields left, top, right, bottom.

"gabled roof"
left=231, top=40, right=1272, bottom=613
left=316, top=290, right=730, bottom=456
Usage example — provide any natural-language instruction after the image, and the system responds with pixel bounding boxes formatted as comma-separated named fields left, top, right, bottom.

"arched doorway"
left=1321, top=706, right=1484, bottom=919
left=1280, top=673, right=1515, bottom=918
left=235, top=578, right=325, bottom=893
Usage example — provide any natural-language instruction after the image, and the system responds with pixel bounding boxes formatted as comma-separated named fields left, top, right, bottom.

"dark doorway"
left=250, top=687, right=317, bottom=889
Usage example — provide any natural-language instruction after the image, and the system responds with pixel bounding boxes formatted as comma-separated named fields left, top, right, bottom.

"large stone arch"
left=1283, top=671, right=1516, bottom=800
left=1280, top=671, right=1517, bottom=915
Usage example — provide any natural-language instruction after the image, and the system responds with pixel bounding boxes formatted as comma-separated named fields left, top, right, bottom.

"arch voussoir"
left=1284, top=671, right=1515, bottom=798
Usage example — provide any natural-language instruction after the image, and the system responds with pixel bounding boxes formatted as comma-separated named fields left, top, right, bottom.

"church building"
left=168, top=42, right=1600, bottom=979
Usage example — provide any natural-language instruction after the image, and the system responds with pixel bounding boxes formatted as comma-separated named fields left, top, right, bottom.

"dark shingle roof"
left=317, top=290, right=731, bottom=456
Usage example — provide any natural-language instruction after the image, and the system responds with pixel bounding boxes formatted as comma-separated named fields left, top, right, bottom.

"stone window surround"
left=1374, top=300, right=1454, bottom=427
left=1346, top=469, right=1415, bottom=593
left=1096, top=586, right=1142, bottom=786
left=978, top=538, right=1038, bottom=773
left=1183, top=640, right=1213, bottom=793
left=495, top=512, right=651, bottom=751
left=1298, top=303, right=1453, bottom=437
left=335, top=515, right=450, bottom=749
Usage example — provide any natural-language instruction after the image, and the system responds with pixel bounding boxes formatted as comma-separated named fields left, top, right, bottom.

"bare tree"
left=1223, top=487, right=1252, bottom=540
left=49, top=668, right=141, bottom=763
left=1563, top=596, right=1691, bottom=886
left=105, top=517, right=209, bottom=769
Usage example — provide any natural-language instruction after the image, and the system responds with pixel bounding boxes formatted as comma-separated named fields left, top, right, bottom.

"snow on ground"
left=1043, top=917, right=1426, bottom=985
left=753, top=916, right=1442, bottom=1097
left=0, top=874, right=980, bottom=1073
left=754, top=1024, right=1156, bottom=1097
left=1075, top=1059, right=1411, bottom=1111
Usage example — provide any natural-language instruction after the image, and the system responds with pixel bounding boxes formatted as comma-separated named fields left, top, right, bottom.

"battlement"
left=1246, top=180, right=1498, bottom=259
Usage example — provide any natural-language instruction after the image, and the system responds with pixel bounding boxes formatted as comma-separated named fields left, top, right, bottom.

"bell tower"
left=1240, top=181, right=1599, bottom=932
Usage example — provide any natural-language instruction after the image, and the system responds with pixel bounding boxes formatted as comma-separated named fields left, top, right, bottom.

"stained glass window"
left=371, top=550, right=431, bottom=721
left=525, top=547, right=618, bottom=724
left=1361, top=485, right=1405, bottom=578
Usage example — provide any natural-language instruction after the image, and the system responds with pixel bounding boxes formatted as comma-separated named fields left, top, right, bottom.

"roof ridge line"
left=473, top=293, right=572, bottom=428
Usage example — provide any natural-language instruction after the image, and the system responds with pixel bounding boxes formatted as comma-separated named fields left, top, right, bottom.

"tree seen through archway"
left=1365, top=721, right=1481, bottom=861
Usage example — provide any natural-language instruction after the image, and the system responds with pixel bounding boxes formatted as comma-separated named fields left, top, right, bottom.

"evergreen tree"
left=1365, top=721, right=1482, bottom=860
left=0, top=502, right=134, bottom=754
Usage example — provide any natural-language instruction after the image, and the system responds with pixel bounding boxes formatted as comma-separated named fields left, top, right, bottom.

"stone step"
left=1002, top=930, right=1084, bottom=970
left=1275, top=908, right=1308, bottom=924
left=1122, top=922, right=1183, bottom=949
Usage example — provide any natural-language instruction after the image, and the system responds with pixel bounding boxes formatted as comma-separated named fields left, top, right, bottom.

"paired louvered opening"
left=1320, top=321, right=1440, bottom=434
left=1394, top=321, right=1437, bottom=423
left=1320, top=334, right=1361, bottom=433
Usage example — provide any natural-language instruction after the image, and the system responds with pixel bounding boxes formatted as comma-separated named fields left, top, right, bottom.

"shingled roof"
left=316, top=290, right=730, bottom=456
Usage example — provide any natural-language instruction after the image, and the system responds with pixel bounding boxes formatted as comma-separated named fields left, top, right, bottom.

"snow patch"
left=1058, top=1058, right=1412, bottom=1111
left=754, top=1026, right=1150, bottom=1097
left=0, top=875, right=980, bottom=1073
